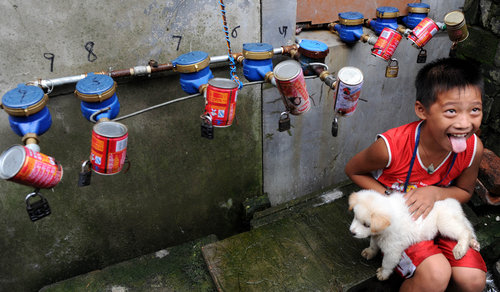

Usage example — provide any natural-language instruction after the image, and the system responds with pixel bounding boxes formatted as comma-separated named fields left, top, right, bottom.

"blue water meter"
left=333, top=12, right=365, bottom=43
left=298, top=39, right=329, bottom=76
left=242, top=43, right=274, bottom=81
left=173, top=51, right=213, bottom=94
left=1, top=84, right=52, bottom=137
left=75, top=73, right=120, bottom=122
left=369, top=6, right=399, bottom=35
left=402, top=3, right=431, bottom=29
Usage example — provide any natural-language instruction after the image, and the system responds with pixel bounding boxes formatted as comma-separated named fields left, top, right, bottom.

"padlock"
left=449, top=42, right=458, bottom=57
left=385, top=58, right=399, bottom=78
left=201, top=114, right=214, bottom=139
left=78, top=160, right=92, bottom=187
left=331, top=117, right=339, bottom=137
left=278, top=112, right=291, bottom=132
left=417, top=49, right=427, bottom=63
left=26, top=190, right=51, bottom=222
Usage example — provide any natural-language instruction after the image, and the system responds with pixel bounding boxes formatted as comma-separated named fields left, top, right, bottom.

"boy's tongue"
left=449, top=135, right=467, bottom=153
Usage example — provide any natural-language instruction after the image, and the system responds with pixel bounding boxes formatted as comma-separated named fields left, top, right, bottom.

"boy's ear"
left=415, top=101, right=427, bottom=120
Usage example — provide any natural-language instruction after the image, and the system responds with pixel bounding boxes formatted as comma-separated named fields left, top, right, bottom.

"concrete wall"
left=263, top=0, right=466, bottom=205
left=0, top=0, right=472, bottom=290
left=0, top=1, right=262, bottom=291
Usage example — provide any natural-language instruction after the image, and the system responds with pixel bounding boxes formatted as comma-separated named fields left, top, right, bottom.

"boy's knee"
left=450, top=267, right=486, bottom=292
left=414, top=255, right=451, bottom=291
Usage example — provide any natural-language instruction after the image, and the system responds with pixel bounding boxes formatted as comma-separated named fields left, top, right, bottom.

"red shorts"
left=395, top=237, right=487, bottom=279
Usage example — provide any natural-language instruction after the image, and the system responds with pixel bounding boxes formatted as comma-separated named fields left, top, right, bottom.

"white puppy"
left=348, top=189, right=480, bottom=281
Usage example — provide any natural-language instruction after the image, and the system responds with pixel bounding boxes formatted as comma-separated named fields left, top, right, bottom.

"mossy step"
left=40, top=235, right=218, bottom=292
left=202, top=192, right=386, bottom=291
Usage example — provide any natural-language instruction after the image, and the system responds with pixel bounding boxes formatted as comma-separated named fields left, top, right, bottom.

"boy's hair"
left=415, top=58, right=483, bottom=108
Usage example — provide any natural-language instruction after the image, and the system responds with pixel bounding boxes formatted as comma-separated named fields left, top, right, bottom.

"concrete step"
left=40, top=235, right=218, bottom=292
left=201, top=183, right=404, bottom=291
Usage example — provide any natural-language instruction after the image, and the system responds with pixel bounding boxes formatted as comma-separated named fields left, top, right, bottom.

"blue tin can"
left=75, top=73, right=120, bottom=122
left=242, top=43, right=274, bottom=81
left=334, top=12, right=364, bottom=43
left=298, top=39, right=329, bottom=76
left=173, top=51, right=213, bottom=94
left=402, top=3, right=430, bottom=29
left=1, top=84, right=52, bottom=136
left=370, top=6, right=399, bottom=35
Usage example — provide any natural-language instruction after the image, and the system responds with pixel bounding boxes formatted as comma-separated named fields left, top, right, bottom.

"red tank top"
left=374, top=120, right=477, bottom=192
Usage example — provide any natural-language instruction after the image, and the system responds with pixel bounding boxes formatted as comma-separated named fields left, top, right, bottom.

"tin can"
left=90, top=121, right=128, bottom=175
left=334, top=67, right=364, bottom=116
left=371, top=27, right=402, bottom=61
left=273, top=60, right=310, bottom=115
left=0, top=145, right=63, bottom=189
left=204, top=78, right=239, bottom=127
left=444, top=11, right=468, bottom=43
left=408, top=17, right=439, bottom=48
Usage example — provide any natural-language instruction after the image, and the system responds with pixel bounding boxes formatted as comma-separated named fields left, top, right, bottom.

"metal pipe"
left=27, top=45, right=296, bottom=91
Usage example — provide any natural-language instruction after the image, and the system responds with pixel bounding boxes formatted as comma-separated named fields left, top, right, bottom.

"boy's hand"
left=404, top=187, right=439, bottom=220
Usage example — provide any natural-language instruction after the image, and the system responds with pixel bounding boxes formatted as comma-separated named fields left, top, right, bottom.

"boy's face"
left=416, top=85, right=482, bottom=153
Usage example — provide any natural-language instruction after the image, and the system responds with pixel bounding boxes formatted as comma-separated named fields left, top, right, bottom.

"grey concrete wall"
left=0, top=1, right=261, bottom=291
left=263, top=0, right=466, bottom=205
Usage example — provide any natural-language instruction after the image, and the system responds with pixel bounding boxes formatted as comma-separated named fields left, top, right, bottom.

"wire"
left=218, top=0, right=242, bottom=89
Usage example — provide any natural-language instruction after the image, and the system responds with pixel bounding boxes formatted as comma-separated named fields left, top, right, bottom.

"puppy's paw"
left=470, top=239, right=480, bottom=251
left=376, top=267, right=392, bottom=281
left=361, top=247, right=377, bottom=260
left=452, top=241, right=468, bottom=260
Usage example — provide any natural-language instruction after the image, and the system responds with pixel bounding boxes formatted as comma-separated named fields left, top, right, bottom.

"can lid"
left=407, top=3, right=430, bottom=13
left=208, top=78, right=238, bottom=89
left=298, top=39, right=329, bottom=58
left=338, top=12, right=364, bottom=25
left=243, top=43, right=273, bottom=60
left=444, top=11, right=465, bottom=26
left=93, top=121, right=128, bottom=138
left=173, top=51, right=210, bottom=73
left=2, top=84, right=46, bottom=110
left=376, top=6, right=399, bottom=18
left=0, top=145, right=26, bottom=180
left=273, top=60, right=302, bottom=81
left=76, top=73, right=115, bottom=95
left=338, top=66, right=364, bottom=86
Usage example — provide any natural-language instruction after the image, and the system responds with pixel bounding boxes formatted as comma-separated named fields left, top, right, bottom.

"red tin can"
left=90, top=121, right=128, bottom=175
left=204, top=78, right=239, bottom=127
left=334, top=67, right=364, bottom=116
left=0, top=145, right=63, bottom=189
left=408, top=17, right=439, bottom=48
left=371, top=27, right=402, bottom=61
left=273, top=60, right=310, bottom=115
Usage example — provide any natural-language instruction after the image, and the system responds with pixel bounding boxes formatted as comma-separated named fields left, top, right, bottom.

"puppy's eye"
left=363, top=222, right=370, bottom=228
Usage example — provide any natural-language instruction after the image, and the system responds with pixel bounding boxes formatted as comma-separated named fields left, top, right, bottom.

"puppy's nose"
left=350, top=231, right=356, bottom=236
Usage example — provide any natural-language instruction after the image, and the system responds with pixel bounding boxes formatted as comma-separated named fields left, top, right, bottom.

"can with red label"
left=371, top=27, right=402, bottom=61
left=408, top=17, right=439, bottom=48
left=204, top=78, right=239, bottom=127
left=273, top=60, right=310, bottom=115
left=0, top=145, right=63, bottom=189
left=90, top=121, right=128, bottom=175
left=334, top=67, right=364, bottom=116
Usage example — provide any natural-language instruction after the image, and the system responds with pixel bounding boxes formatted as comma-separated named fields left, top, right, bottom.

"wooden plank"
left=296, top=0, right=421, bottom=24
left=202, top=196, right=379, bottom=291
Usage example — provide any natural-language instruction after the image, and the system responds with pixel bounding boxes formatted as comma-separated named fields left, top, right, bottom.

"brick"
left=478, top=148, right=500, bottom=196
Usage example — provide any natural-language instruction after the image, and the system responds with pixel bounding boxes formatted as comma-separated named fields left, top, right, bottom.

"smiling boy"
left=345, top=58, right=486, bottom=291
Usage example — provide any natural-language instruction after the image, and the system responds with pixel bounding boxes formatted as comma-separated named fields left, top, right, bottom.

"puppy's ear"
left=371, top=213, right=391, bottom=233
left=348, top=192, right=358, bottom=211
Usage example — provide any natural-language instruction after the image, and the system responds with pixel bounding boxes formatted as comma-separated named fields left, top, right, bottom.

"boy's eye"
left=445, top=109, right=456, bottom=114
left=472, top=107, right=482, bottom=113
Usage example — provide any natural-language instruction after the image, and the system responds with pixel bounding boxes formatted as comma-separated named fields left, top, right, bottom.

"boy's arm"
left=405, top=138, right=484, bottom=219
left=345, top=138, right=390, bottom=194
